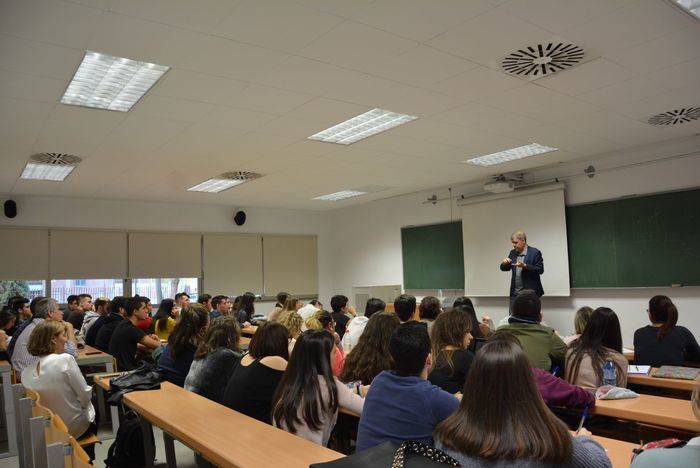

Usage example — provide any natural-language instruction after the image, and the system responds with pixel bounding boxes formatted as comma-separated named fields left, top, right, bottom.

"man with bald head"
left=500, top=230, right=544, bottom=311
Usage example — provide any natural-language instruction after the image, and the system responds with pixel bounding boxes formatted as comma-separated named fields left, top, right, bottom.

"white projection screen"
left=460, top=184, right=570, bottom=297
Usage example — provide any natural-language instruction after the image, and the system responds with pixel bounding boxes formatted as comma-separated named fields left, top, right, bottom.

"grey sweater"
left=436, top=436, right=611, bottom=468
left=184, top=348, right=242, bottom=404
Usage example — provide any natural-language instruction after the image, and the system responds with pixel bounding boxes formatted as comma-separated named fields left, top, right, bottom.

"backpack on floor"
left=104, top=410, right=154, bottom=468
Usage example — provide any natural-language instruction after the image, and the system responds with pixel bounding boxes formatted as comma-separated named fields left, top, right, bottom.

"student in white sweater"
left=341, top=298, right=386, bottom=353
left=21, top=320, right=96, bottom=459
left=272, top=329, right=365, bottom=446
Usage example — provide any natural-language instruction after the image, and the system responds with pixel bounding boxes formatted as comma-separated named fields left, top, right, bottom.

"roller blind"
left=50, top=230, right=127, bottom=279
left=129, top=232, right=201, bottom=278
left=0, top=228, right=49, bottom=279
left=203, top=234, right=263, bottom=295
left=262, top=235, right=318, bottom=295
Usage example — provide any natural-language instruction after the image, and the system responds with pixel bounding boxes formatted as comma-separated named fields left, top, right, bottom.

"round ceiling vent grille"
left=647, top=107, right=700, bottom=126
left=30, top=153, right=82, bottom=166
left=502, top=42, right=584, bottom=78
left=221, top=171, right=262, bottom=181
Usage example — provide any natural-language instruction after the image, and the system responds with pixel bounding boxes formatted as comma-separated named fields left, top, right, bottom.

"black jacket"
left=499, top=246, right=545, bottom=297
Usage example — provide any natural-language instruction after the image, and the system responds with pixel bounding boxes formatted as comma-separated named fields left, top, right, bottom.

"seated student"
left=67, top=294, right=92, bottom=331
left=634, top=295, right=700, bottom=367
left=79, top=297, right=108, bottom=342
left=267, top=291, right=290, bottom=322
left=185, top=315, right=242, bottom=403
left=21, top=320, right=97, bottom=460
left=223, top=322, right=289, bottom=424
left=434, top=333, right=610, bottom=468
left=453, top=296, right=492, bottom=336
left=8, top=296, right=31, bottom=335
left=197, top=293, right=213, bottom=314
left=631, top=386, right=700, bottom=468
left=10, top=298, right=78, bottom=376
left=0, top=308, right=16, bottom=357
left=150, top=298, right=179, bottom=341
left=566, top=307, right=627, bottom=390
left=419, top=296, right=441, bottom=333
left=275, top=296, right=302, bottom=324
left=236, top=292, right=256, bottom=327
left=63, top=295, right=79, bottom=321
left=428, top=308, right=474, bottom=394
left=272, top=330, right=364, bottom=446
left=210, top=295, right=231, bottom=319
left=498, top=289, right=566, bottom=371
left=94, top=296, right=127, bottom=352
left=108, top=297, right=161, bottom=371
left=174, top=292, right=190, bottom=309
left=455, top=304, right=489, bottom=353
left=305, top=310, right=344, bottom=376
left=394, top=294, right=417, bottom=324
left=330, top=295, right=356, bottom=340
left=564, top=306, right=593, bottom=346
left=340, top=312, right=400, bottom=385
left=342, top=298, right=386, bottom=353
left=135, top=295, right=153, bottom=333
left=357, top=322, right=459, bottom=451
left=157, top=304, right=209, bottom=386
left=278, top=309, right=303, bottom=354
left=298, top=299, right=323, bottom=324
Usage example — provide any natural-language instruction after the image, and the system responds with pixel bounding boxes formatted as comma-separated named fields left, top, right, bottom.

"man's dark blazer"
left=499, top=246, right=545, bottom=297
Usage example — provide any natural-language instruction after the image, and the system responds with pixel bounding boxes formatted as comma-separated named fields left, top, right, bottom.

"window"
left=0, top=280, right=46, bottom=304
left=50, top=279, right=124, bottom=303
left=131, top=278, right=199, bottom=303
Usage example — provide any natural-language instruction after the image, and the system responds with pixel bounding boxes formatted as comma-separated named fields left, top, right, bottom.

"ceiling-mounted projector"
left=483, top=180, right=515, bottom=193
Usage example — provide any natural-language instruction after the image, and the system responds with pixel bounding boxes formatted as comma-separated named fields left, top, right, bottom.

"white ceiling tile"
left=536, top=58, right=636, bottom=96
left=0, top=69, right=67, bottom=103
left=109, top=0, right=240, bottom=33
left=562, top=0, right=696, bottom=54
left=477, top=83, right=602, bottom=124
left=129, top=95, right=215, bottom=123
left=525, top=124, right=626, bottom=156
left=230, top=84, right=314, bottom=115
left=153, top=123, right=250, bottom=161
left=352, top=134, right=461, bottom=159
left=431, top=102, right=547, bottom=140
left=200, top=106, right=279, bottom=131
left=0, top=34, right=84, bottom=81
left=558, top=111, right=678, bottom=146
left=258, top=116, right=330, bottom=140
left=431, top=66, right=526, bottom=101
left=427, top=9, right=554, bottom=67
left=295, top=0, right=374, bottom=18
left=300, top=20, right=417, bottom=70
left=646, top=58, right=700, bottom=91
left=151, top=69, right=249, bottom=106
left=94, top=113, right=190, bottom=156
left=497, top=0, right=636, bottom=34
left=350, top=0, right=494, bottom=42
left=0, top=0, right=101, bottom=49
left=604, top=26, right=700, bottom=74
left=0, top=122, right=43, bottom=153
left=0, top=97, right=55, bottom=125
left=613, top=85, right=700, bottom=121
left=577, top=76, right=672, bottom=109
left=212, top=0, right=343, bottom=53
left=284, top=98, right=369, bottom=124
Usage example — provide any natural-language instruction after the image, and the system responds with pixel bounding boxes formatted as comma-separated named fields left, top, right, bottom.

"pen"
left=575, top=406, right=589, bottom=435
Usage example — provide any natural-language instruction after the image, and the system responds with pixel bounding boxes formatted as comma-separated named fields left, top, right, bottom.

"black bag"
left=104, top=410, right=154, bottom=468
left=107, top=361, right=162, bottom=405
left=310, top=440, right=459, bottom=468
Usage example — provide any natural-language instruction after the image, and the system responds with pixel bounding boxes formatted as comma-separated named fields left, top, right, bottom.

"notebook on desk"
left=628, top=365, right=651, bottom=375
left=652, top=366, right=700, bottom=380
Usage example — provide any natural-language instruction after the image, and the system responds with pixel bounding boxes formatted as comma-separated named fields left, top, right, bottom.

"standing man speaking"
left=500, top=230, right=544, bottom=310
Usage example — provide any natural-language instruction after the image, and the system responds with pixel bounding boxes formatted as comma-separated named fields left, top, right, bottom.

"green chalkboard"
left=401, top=221, right=464, bottom=289
left=567, top=188, right=700, bottom=287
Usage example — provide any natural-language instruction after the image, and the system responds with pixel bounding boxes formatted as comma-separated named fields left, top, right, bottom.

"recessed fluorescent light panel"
left=308, top=108, right=417, bottom=145
left=670, top=0, right=700, bottom=19
left=20, top=153, right=81, bottom=181
left=187, top=171, right=262, bottom=193
left=61, top=51, right=169, bottom=112
left=463, top=143, right=558, bottom=167
left=313, top=190, right=368, bottom=201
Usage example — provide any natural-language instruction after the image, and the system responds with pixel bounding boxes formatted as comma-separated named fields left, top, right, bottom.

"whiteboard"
left=460, top=185, right=570, bottom=297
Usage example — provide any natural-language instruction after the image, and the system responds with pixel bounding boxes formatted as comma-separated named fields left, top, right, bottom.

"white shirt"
left=21, top=353, right=95, bottom=437
left=341, top=316, right=369, bottom=354
left=11, top=318, right=79, bottom=375
left=298, top=304, right=320, bottom=331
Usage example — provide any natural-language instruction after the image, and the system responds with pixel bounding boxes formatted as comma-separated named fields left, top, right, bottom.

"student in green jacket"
left=497, top=289, right=566, bottom=371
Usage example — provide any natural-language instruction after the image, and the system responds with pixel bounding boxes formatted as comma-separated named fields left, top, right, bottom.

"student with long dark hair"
left=566, top=307, right=627, bottom=390
left=223, top=322, right=289, bottom=424
left=236, top=292, right=256, bottom=326
left=455, top=305, right=487, bottom=352
left=434, top=333, right=610, bottom=467
left=157, top=303, right=209, bottom=386
left=340, top=312, right=400, bottom=385
left=150, top=298, right=179, bottom=340
left=634, top=295, right=700, bottom=367
left=428, top=308, right=474, bottom=394
left=185, top=315, right=242, bottom=403
left=272, top=330, right=364, bottom=446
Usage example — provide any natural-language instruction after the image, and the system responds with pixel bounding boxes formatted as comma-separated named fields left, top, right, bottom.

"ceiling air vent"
left=647, top=107, right=700, bottom=126
left=20, top=153, right=82, bottom=181
left=221, top=171, right=262, bottom=181
left=31, top=153, right=82, bottom=166
left=502, top=42, right=584, bottom=78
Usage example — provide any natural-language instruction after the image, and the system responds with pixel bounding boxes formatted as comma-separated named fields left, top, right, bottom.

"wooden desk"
left=77, top=345, right=115, bottom=370
left=0, top=360, right=16, bottom=458
left=628, top=368, right=698, bottom=394
left=590, top=435, right=636, bottom=468
left=241, top=325, right=257, bottom=336
left=592, top=393, right=700, bottom=433
left=123, top=381, right=343, bottom=467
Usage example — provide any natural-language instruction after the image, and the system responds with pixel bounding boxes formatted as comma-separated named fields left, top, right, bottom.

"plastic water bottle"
left=603, top=360, right=616, bottom=386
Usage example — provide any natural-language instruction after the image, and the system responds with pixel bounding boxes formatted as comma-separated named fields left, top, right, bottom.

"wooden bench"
left=592, top=393, right=700, bottom=433
left=122, top=380, right=343, bottom=467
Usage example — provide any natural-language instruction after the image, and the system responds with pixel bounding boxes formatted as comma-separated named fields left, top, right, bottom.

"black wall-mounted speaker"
left=234, top=210, right=246, bottom=226
left=3, top=200, right=17, bottom=219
